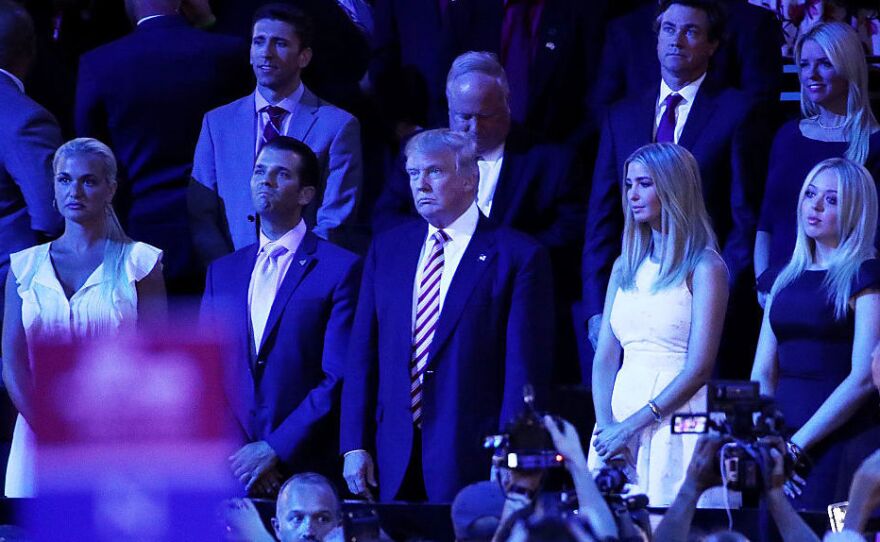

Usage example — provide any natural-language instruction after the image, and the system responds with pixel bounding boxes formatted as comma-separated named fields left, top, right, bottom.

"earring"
left=51, top=198, right=58, bottom=211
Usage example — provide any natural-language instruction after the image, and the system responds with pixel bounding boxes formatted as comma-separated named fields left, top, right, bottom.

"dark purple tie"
left=260, top=105, right=287, bottom=150
left=655, top=93, right=684, bottom=143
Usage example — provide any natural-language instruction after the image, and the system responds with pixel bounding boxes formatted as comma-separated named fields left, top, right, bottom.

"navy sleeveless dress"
left=765, top=259, right=880, bottom=511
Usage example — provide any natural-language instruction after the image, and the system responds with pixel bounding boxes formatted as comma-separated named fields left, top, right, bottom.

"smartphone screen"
left=671, top=414, right=708, bottom=434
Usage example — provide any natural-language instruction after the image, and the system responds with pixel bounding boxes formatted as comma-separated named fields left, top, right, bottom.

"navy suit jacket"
left=591, top=1, right=783, bottom=113
left=0, top=72, right=63, bottom=320
left=340, top=216, right=554, bottom=502
left=370, top=0, right=448, bottom=128
left=75, top=15, right=250, bottom=289
left=201, top=231, right=360, bottom=477
left=582, top=83, right=763, bottom=319
left=443, top=0, right=607, bottom=142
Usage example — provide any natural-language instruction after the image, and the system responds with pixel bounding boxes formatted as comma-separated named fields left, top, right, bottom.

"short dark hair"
left=252, top=3, right=314, bottom=50
left=259, top=136, right=320, bottom=188
left=656, top=0, right=727, bottom=43
left=0, top=0, right=34, bottom=70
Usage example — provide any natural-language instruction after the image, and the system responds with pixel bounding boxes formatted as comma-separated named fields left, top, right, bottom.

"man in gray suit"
left=189, top=3, right=362, bottom=265
left=0, top=0, right=63, bottom=316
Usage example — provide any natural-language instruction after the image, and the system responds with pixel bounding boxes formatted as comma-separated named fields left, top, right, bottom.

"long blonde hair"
left=53, top=138, right=133, bottom=299
left=618, top=143, right=719, bottom=291
left=795, top=22, right=879, bottom=164
left=769, top=158, right=878, bottom=319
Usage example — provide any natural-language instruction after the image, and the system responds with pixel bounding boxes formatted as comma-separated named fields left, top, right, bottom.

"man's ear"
left=298, top=185, right=317, bottom=207
left=298, top=46, right=313, bottom=69
left=272, top=517, right=281, bottom=539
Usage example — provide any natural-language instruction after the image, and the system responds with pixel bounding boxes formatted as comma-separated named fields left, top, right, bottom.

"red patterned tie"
left=260, top=105, right=287, bottom=150
left=411, top=230, right=450, bottom=427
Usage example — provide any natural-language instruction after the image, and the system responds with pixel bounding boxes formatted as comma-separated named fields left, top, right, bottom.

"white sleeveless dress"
left=4, top=241, right=162, bottom=497
left=587, top=258, right=723, bottom=508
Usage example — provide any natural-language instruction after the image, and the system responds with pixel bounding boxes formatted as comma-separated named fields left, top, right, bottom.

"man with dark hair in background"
left=0, top=0, right=63, bottom=341
left=74, top=0, right=250, bottom=296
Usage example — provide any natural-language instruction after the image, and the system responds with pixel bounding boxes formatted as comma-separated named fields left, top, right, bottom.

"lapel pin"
left=299, top=259, right=307, bottom=266
left=545, top=42, right=556, bottom=50
left=479, top=254, right=487, bottom=261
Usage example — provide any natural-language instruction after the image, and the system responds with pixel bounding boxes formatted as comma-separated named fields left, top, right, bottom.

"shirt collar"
left=658, top=72, right=707, bottom=107
left=478, top=142, right=505, bottom=163
left=258, top=218, right=307, bottom=254
left=428, top=201, right=480, bottom=242
left=255, top=82, right=305, bottom=115
left=137, top=14, right=167, bottom=26
left=0, top=69, right=24, bottom=93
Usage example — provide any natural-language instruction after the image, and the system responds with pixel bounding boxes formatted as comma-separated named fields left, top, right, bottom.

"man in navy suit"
left=591, top=0, right=783, bottom=112
left=0, top=1, right=63, bottom=327
left=340, top=129, right=554, bottom=503
left=190, top=3, right=362, bottom=264
left=74, top=0, right=250, bottom=295
left=201, top=136, right=360, bottom=496
left=373, top=51, right=585, bottom=382
left=370, top=0, right=449, bottom=132
left=583, top=0, right=767, bottom=374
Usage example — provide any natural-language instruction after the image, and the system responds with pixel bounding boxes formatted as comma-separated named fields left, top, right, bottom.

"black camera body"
left=671, top=381, right=792, bottom=493
left=484, top=385, right=565, bottom=471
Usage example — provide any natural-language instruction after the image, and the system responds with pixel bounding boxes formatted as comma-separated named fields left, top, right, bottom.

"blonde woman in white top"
left=588, top=142, right=729, bottom=507
left=2, top=138, right=166, bottom=497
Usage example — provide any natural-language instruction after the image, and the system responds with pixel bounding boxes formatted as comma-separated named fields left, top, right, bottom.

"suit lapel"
left=678, top=86, right=716, bottom=151
left=531, top=1, right=564, bottom=107
left=256, top=232, right=318, bottom=358
left=426, top=219, right=497, bottom=366
left=227, top=245, right=259, bottom=438
left=286, top=85, right=320, bottom=142
left=488, top=151, right=519, bottom=228
left=239, top=94, right=259, bottom=166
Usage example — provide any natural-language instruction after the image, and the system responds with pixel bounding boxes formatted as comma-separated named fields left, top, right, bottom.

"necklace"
left=815, top=115, right=846, bottom=130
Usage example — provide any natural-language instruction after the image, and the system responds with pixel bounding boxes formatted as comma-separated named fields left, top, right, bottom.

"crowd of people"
left=1, top=0, right=880, bottom=539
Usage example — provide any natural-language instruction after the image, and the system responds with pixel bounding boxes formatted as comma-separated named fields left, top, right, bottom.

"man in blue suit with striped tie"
left=340, top=129, right=553, bottom=502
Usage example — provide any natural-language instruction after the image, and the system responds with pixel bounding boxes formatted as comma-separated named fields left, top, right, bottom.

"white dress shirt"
left=254, top=83, right=305, bottom=155
left=653, top=72, right=707, bottom=144
left=248, top=219, right=307, bottom=349
left=476, top=143, right=505, bottom=217
left=411, top=202, right=480, bottom=329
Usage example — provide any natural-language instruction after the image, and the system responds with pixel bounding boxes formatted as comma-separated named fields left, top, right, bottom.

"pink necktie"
left=411, top=230, right=449, bottom=427
left=655, top=93, right=684, bottom=143
left=250, top=242, right=287, bottom=350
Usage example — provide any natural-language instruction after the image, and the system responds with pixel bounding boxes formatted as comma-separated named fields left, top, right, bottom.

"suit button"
left=256, top=359, right=266, bottom=366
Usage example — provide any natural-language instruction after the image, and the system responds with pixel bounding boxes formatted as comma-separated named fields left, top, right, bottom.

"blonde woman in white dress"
left=588, top=142, right=729, bottom=507
left=2, top=138, right=166, bottom=497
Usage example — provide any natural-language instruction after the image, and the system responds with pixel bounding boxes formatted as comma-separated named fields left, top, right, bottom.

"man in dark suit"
left=0, top=1, right=63, bottom=321
left=201, top=136, right=360, bottom=496
left=582, top=0, right=765, bottom=370
left=190, top=3, right=362, bottom=264
left=373, top=51, right=585, bottom=382
left=341, top=129, right=553, bottom=503
left=442, top=0, right=607, bottom=143
left=591, top=0, right=783, bottom=112
left=370, top=0, right=449, bottom=132
left=74, top=0, right=250, bottom=295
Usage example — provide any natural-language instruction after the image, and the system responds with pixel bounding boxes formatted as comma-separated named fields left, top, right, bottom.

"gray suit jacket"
left=189, top=85, right=362, bottom=264
left=0, top=72, right=62, bottom=262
